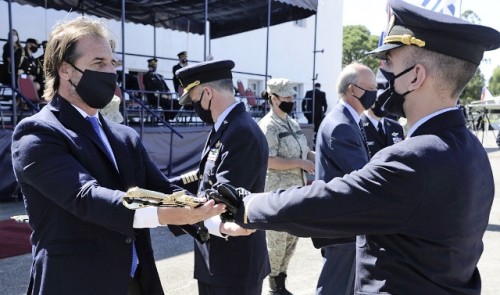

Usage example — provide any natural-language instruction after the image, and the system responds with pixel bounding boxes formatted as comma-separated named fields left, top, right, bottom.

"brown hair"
left=43, top=17, right=109, bottom=100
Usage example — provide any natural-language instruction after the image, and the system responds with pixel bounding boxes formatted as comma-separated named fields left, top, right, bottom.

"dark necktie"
left=377, top=121, right=385, bottom=139
left=86, top=116, right=138, bottom=277
left=358, top=120, right=371, bottom=159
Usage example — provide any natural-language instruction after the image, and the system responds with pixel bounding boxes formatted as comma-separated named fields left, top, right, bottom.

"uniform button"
left=125, top=237, right=132, bottom=244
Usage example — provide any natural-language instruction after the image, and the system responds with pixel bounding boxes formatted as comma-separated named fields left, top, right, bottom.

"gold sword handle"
left=122, top=187, right=204, bottom=210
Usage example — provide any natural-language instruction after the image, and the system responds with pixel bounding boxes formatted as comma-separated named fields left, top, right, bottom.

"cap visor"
left=367, top=43, right=402, bottom=59
left=179, top=92, right=192, bottom=105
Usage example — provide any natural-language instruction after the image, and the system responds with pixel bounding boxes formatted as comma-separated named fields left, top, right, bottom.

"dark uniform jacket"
left=196, top=102, right=269, bottom=286
left=174, top=102, right=270, bottom=287
left=11, top=96, right=173, bottom=295
left=172, top=63, right=183, bottom=94
left=302, top=88, right=327, bottom=132
left=237, top=109, right=494, bottom=295
left=360, top=114, right=404, bottom=156
left=15, top=47, right=40, bottom=77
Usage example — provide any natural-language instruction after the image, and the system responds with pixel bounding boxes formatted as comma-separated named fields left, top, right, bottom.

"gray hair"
left=336, top=63, right=362, bottom=97
left=204, top=78, right=234, bottom=94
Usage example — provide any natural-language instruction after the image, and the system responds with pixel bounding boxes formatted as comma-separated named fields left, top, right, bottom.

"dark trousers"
left=198, top=280, right=263, bottom=295
left=316, top=243, right=356, bottom=295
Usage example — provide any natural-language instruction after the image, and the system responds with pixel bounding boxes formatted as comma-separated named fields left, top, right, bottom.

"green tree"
left=458, top=10, right=486, bottom=105
left=342, top=25, right=380, bottom=72
left=460, top=68, right=485, bottom=105
left=488, top=66, right=500, bottom=96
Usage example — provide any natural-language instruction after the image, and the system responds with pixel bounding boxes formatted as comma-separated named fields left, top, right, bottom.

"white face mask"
left=12, top=35, right=18, bottom=43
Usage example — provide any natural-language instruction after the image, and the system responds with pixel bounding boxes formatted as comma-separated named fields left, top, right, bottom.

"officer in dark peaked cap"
left=172, top=51, right=188, bottom=94
left=142, top=57, right=181, bottom=119
left=207, top=1, right=500, bottom=294
left=171, top=59, right=270, bottom=295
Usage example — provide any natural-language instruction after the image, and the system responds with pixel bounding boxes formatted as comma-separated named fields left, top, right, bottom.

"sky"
left=342, top=0, right=500, bottom=82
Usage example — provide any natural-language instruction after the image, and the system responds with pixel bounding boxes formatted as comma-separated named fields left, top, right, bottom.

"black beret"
left=176, top=60, right=235, bottom=105
left=147, top=58, right=157, bottom=63
left=369, top=0, right=500, bottom=65
left=177, top=51, right=187, bottom=57
left=26, top=38, right=39, bottom=46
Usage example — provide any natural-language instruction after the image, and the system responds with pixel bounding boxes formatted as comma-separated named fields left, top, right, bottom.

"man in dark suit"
left=303, top=82, right=328, bottom=135
left=10, top=17, right=225, bottom=295
left=314, top=63, right=376, bottom=295
left=213, top=0, right=499, bottom=294
left=173, top=60, right=270, bottom=295
left=172, top=51, right=188, bottom=94
left=143, top=58, right=180, bottom=120
left=360, top=102, right=404, bottom=156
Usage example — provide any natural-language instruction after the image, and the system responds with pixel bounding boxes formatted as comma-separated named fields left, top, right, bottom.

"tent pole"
left=204, top=0, right=208, bottom=61
left=8, top=0, right=18, bottom=126
left=153, top=16, right=157, bottom=58
left=312, top=13, right=318, bottom=126
left=120, top=0, right=128, bottom=126
left=121, top=0, right=126, bottom=90
left=265, top=0, right=271, bottom=85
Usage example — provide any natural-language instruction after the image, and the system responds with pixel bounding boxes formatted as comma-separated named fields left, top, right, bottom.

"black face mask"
left=352, top=84, right=377, bottom=110
left=68, top=62, right=118, bottom=109
left=371, top=98, right=386, bottom=118
left=30, top=46, right=38, bottom=53
left=278, top=100, right=294, bottom=114
left=378, top=66, right=415, bottom=118
left=193, top=90, right=214, bottom=124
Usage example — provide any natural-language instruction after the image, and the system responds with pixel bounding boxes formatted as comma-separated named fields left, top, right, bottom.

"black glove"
left=206, top=183, right=249, bottom=223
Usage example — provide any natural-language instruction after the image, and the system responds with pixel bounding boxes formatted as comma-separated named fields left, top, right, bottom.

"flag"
left=419, top=0, right=459, bottom=16
left=481, top=87, right=493, bottom=101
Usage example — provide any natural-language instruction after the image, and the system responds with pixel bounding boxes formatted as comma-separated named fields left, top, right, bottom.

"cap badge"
left=183, top=80, right=201, bottom=94
left=384, top=34, right=426, bottom=47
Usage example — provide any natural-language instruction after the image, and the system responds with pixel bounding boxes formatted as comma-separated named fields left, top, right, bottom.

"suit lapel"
left=57, top=95, right=121, bottom=175
left=384, top=120, right=396, bottom=145
left=341, top=105, right=370, bottom=158
left=361, top=115, right=385, bottom=146
left=198, top=102, right=246, bottom=172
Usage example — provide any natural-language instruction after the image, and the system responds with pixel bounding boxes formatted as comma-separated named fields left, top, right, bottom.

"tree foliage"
left=458, top=10, right=486, bottom=104
left=342, top=25, right=380, bottom=72
left=460, top=68, right=485, bottom=105
left=488, top=66, right=500, bottom=96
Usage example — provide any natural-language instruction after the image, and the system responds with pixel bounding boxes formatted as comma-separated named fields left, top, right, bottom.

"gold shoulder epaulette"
left=181, top=171, right=199, bottom=185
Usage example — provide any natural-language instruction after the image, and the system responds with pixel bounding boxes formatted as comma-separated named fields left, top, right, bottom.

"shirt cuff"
left=204, top=215, right=225, bottom=238
left=133, top=206, right=162, bottom=228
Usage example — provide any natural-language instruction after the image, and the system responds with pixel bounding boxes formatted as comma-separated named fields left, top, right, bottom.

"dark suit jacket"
left=143, top=71, right=170, bottom=102
left=313, top=103, right=369, bottom=248
left=360, top=114, right=404, bottom=156
left=237, top=109, right=494, bottom=295
left=193, top=102, right=270, bottom=287
left=303, top=88, right=327, bottom=131
left=11, top=95, right=179, bottom=295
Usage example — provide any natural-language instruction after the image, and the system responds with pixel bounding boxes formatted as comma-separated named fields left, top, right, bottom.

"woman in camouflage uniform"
left=258, top=78, right=315, bottom=295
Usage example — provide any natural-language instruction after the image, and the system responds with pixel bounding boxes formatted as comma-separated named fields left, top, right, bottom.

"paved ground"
left=0, top=129, right=499, bottom=295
